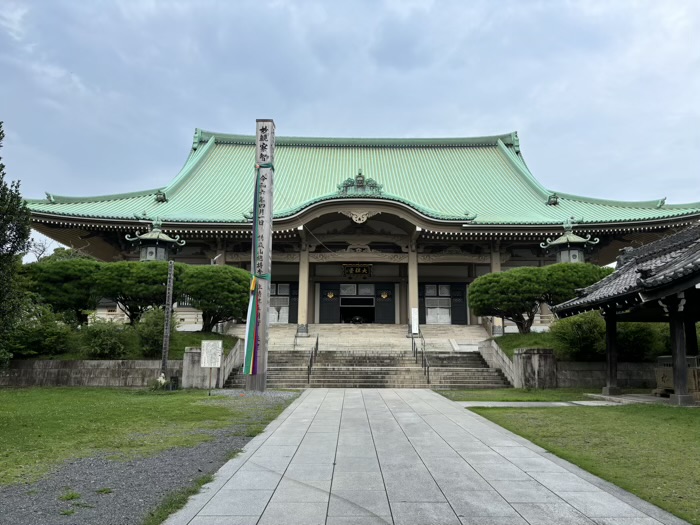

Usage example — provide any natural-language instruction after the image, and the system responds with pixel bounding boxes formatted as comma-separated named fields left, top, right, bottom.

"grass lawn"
left=492, top=332, right=561, bottom=359
left=168, top=332, right=239, bottom=360
left=438, top=388, right=634, bottom=402
left=0, top=387, right=296, bottom=486
left=472, top=405, right=700, bottom=524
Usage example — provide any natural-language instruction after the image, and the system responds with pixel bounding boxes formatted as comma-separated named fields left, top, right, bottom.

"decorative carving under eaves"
left=226, top=251, right=300, bottom=263
left=418, top=253, right=490, bottom=263
left=309, top=251, right=407, bottom=263
left=417, top=246, right=493, bottom=263
left=338, top=210, right=381, bottom=224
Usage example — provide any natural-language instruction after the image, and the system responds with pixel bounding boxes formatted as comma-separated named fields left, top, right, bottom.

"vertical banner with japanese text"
left=244, top=120, right=275, bottom=391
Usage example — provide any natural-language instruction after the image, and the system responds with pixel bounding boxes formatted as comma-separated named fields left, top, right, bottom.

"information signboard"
left=201, top=340, right=223, bottom=368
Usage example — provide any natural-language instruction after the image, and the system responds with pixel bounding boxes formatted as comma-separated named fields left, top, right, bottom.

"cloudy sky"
left=2, top=0, right=699, bottom=217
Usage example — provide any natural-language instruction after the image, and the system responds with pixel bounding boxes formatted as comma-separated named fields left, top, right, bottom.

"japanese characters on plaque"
left=254, top=120, right=275, bottom=278
left=343, top=264, right=373, bottom=277
left=256, top=120, right=276, bottom=165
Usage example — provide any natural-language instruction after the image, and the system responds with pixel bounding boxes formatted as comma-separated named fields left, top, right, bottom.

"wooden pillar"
left=667, top=294, right=693, bottom=405
left=602, top=307, right=621, bottom=395
left=490, top=241, right=501, bottom=273
left=685, top=288, right=698, bottom=355
left=297, top=240, right=310, bottom=337
left=408, top=246, right=419, bottom=333
left=214, top=238, right=226, bottom=265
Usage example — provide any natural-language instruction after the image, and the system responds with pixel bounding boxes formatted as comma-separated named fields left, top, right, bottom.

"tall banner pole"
left=244, top=119, right=275, bottom=391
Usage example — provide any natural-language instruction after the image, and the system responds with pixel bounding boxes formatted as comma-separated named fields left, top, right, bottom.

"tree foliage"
left=22, top=258, right=102, bottom=324
left=39, top=247, right=95, bottom=262
left=136, top=308, right=178, bottom=358
left=93, top=261, right=183, bottom=324
left=4, top=294, right=79, bottom=359
left=470, top=263, right=612, bottom=334
left=541, top=262, right=613, bottom=306
left=180, top=265, right=250, bottom=332
left=470, top=267, right=546, bottom=334
left=0, top=122, right=32, bottom=365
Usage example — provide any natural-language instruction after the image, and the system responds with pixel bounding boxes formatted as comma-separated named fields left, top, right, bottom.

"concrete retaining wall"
left=0, top=360, right=182, bottom=388
left=182, top=340, right=244, bottom=389
left=557, top=361, right=656, bottom=388
left=478, top=339, right=516, bottom=386
left=513, top=349, right=557, bottom=389
left=478, top=339, right=656, bottom=389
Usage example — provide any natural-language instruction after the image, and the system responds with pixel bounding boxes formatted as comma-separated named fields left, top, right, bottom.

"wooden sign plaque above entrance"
left=343, top=264, right=372, bottom=278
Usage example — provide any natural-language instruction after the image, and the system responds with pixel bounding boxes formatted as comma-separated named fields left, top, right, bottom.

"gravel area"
left=0, top=389, right=298, bottom=525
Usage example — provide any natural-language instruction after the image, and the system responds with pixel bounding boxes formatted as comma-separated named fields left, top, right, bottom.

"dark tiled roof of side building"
left=553, top=221, right=700, bottom=316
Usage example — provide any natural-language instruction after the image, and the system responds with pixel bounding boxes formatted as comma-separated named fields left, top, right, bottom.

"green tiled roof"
left=26, top=129, right=700, bottom=226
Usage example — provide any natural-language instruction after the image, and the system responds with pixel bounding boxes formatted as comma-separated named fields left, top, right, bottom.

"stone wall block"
left=513, top=348, right=557, bottom=389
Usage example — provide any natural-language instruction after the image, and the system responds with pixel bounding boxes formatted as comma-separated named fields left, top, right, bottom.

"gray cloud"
left=0, top=0, right=698, bottom=208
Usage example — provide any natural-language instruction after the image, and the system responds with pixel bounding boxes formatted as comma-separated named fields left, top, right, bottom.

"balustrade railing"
left=307, top=335, right=319, bottom=384
left=411, top=330, right=429, bottom=384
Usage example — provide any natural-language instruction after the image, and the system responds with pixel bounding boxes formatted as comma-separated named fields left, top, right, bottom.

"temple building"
left=26, top=129, right=700, bottom=332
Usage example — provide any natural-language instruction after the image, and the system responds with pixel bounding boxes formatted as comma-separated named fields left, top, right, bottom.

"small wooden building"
left=553, top=223, right=700, bottom=405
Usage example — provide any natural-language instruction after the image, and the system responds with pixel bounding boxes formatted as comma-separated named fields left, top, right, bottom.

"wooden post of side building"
left=667, top=293, right=694, bottom=406
left=602, top=307, right=621, bottom=395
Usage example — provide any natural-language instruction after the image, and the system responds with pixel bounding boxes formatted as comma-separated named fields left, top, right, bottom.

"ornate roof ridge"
left=194, top=128, right=520, bottom=149
left=555, top=192, right=700, bottom=210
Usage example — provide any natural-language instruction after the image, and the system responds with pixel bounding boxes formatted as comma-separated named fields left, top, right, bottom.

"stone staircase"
left=224, top=323, right=511, bottom=389
left=428, top=353, right=510, bottom=389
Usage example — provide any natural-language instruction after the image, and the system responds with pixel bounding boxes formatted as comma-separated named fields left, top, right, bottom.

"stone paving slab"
left=164, top=389, right=689, bottom=525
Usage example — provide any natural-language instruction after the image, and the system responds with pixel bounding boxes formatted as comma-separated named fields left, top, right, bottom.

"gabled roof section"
left=553, top=222, right=700, bottom=316
left=26, top=128, right=700, bottom=226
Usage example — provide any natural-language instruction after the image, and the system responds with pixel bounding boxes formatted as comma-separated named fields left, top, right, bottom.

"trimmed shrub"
left=5, top=298, right=78, bottom=358
left=551, top=314, right=677, bottom=363
left=617, top=322, right=666, bottom=362
left=549, top=311, right=606, bottom=361
left=81, top=319, right=138, bottom=359
left=136, top=308, right=177, bottom=359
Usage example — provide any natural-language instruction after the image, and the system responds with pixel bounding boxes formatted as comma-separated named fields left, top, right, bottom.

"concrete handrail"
left=217, top=339, right=243, bottom=388
left=478, top=339, right=515, bottom=386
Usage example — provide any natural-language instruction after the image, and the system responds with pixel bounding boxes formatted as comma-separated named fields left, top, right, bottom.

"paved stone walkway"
left=166, top=389, right=688, bottom=525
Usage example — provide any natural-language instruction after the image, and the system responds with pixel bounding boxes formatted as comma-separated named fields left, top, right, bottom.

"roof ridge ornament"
left=546, top=193, right=559, bottom=206
left=125, top=218, right=185, bottom=248
left=337, top=169, right=383, bottom=196
left=540, top=216, right=599, bottom=252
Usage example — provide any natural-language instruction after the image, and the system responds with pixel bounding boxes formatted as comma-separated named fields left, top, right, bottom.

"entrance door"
left=269, top=283, right=290, bottom=324
left=339, top=282, right=375, bottom=323
left=268, top=283, right=298, bottom=324
left=450, top=286, right=467, bottom=325
left=375, top=286, right=395, bottom=324
left=424, top=284, right=452, bottom=324
left=319, top=283, right=340, bottom=323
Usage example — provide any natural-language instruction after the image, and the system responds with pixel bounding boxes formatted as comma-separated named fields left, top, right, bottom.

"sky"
left=1, top=0, right=699, bottom=255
